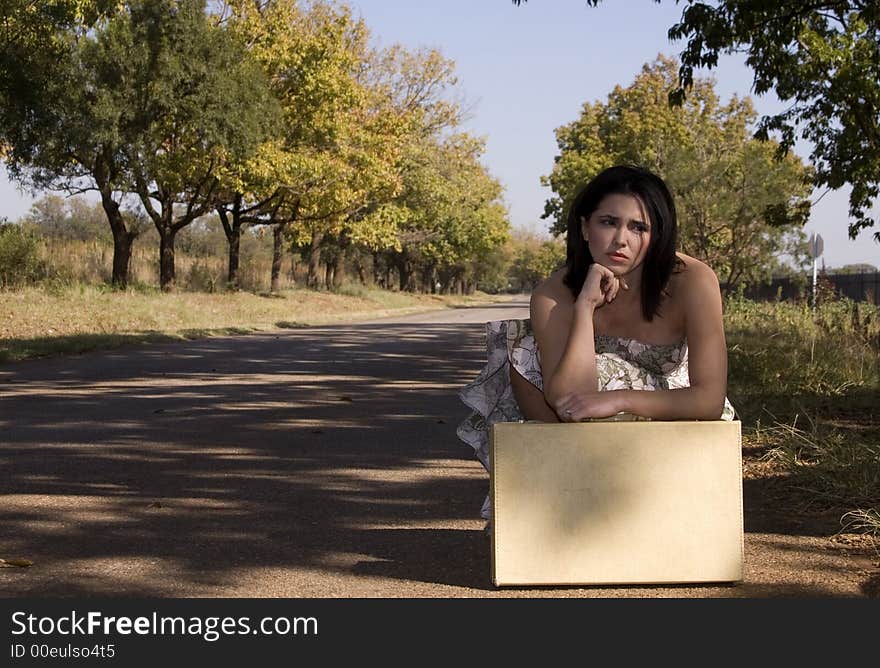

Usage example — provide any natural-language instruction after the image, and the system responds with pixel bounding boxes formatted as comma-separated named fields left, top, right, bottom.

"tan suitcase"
left=490, top=420, right=743, bottom=586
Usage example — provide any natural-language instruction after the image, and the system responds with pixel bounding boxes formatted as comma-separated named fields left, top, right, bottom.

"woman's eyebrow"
left=597, top=212, right=648, bottom=226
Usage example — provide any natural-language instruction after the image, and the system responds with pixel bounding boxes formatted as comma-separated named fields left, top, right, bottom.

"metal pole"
left=812, top=258, right=817, bottom=308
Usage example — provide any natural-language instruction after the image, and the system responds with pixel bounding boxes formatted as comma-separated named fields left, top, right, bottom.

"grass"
left=841, top=509, right=880, bottom=539
left=724, top=294, right=880, bottom=538
left=751, top=416, right=880, bottom=509
left=0, top=282, right=511, bottom=362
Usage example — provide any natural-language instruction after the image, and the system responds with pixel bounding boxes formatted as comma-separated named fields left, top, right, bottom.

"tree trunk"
left=111, top=231, right=135, bottom=288
left=397, top=258, right=411, bottom=292
left=287, top=252, right=298, bottom=286
left=371, top=252, right=383, bottom=287
left=332, top=254, right=345, bottom=289
left=271, top=222, right=286, bottom=293
left=159, top=229, right=176, bottom=292
left=324, top=262, right=335, bottom=290
left=99, top=192, right=136, bottom=289
left=218, top=198, right=244, bottom=290
left=228, top=227, right=242, bottom=290
left=307, top=230, right=323, bottom=289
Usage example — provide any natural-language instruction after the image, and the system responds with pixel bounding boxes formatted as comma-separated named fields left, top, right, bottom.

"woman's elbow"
left=696, top=392, right=726, bottom=420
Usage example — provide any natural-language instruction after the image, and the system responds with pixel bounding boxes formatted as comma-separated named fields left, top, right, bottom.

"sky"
left=2, top=0, right=878, bottom=269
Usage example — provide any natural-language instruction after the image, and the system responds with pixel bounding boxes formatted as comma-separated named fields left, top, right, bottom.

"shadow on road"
left=0, top=323, right=500, bottom=595
left=1, top=316, right=871, bottom=596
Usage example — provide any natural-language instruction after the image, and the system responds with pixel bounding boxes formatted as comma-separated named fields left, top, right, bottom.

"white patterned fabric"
left=456, top=318, right=736, bottom=519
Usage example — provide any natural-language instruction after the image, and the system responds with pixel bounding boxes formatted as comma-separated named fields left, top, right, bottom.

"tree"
left=380, top=133, right=509, bottom=294
left=0, top=1, right=142, bottom=286
left=23, top=194, right=116, bottom=242
left=543, top=56, right=813, bottom=293
left=831, top=263, right=878, bottom=274
left=1, top=1, right=277, bottom=290
left=514, top=0, right=880, bottom=242
left=508, top=230, right=566, bottom=292
left=102, top=0, right=278, bottom=291
left=220, top=0, right=406, bottom=292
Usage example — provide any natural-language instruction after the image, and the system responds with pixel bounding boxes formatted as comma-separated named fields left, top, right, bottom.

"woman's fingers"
left=601, top=272, right=619, bottom=303
left=556, top=392, right=622, bottom=421
left=607, top=276, right=619, bottom=303
left=580, top=263, right=631, bottom=308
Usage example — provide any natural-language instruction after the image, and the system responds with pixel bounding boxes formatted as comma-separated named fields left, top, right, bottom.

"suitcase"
left=490, top=420, right=743, bottom=586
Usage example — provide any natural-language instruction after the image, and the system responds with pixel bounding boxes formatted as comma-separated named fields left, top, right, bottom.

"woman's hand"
left=576, top=263, right=628, bottom=311
left=554, top=391, right=625, bottom=422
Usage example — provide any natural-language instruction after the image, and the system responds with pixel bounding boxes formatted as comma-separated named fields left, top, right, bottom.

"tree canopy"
left=514, top=0, right=880, bottom=242
left=543, top=56, right=812, bottom=292
left=1, top=0, right=511, bottom=294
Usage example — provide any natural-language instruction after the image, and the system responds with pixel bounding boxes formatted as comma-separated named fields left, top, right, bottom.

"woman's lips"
left=608, top=252, right=628, bottom=263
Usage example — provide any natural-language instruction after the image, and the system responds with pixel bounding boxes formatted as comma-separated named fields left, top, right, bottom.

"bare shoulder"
left=530, top=267, right=572, bottom=309
left=669, top=253, right=721, bottom=300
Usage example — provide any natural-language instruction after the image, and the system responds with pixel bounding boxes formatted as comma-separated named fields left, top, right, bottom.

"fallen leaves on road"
left=0, top=558, right=33, bottom=568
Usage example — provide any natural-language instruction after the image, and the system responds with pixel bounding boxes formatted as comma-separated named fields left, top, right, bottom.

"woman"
left=457, top=165, right=734, bottom=519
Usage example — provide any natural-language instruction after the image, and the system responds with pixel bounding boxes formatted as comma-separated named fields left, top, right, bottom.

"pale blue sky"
left=2, top=0, right=878, bottom=268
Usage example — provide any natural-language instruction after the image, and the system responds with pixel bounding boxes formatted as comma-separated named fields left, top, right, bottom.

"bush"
left=0, top=222, right=46, bottom=288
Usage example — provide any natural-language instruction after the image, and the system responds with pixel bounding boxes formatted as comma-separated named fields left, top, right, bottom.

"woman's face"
left=581, top=193, right=652, bottom=277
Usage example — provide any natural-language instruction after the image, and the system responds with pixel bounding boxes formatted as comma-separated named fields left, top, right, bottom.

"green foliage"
left=0, top=1, right=116, bottom=159
left=3, top=0, right=509, bottom=293
left=85, top=0, right=281, bottom=289
left=378, top=122, right=510, bottom=292
left=515, top=1, right=880, bottom=243
left=508, top=230, right=566, bottom=291
left=0, top=222, right=45, bottom=288
left=103, top=1, right=279, bottom=199
left=667, top=0, right=880, bottom=242
left=542, top=56, right=813, bottom=292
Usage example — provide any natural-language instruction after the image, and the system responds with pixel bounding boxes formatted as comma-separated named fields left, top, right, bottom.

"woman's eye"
left=632, top=223, right=649, bottom=233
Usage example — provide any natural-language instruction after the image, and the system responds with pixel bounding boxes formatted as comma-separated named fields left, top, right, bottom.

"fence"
left=743, top=272, right=880, bottom=305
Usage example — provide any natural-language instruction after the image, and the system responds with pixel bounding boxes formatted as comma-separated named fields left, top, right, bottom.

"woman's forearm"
left=617, top=386, right=726, bottom=421
left=544, top=305, right=598, bottom=406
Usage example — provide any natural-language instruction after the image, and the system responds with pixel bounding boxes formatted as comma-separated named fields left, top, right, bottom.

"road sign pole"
left=812, top=258, right=817, bottom=309
left=808, top=233, right=823, bottom=309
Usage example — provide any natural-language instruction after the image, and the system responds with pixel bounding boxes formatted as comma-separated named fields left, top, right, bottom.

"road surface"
left=0, top=297, right=875, bottom=597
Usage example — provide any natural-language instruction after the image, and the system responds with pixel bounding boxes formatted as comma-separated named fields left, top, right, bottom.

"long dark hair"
left=563, top=165, right=678, bottom=321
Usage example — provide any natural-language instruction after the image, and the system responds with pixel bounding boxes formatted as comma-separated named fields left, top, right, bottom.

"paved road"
left=0, top=297, right=874, bottom=597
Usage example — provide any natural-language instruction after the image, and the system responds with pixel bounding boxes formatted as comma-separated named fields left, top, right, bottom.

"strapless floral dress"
left=456, top=318, right=736, bottom=519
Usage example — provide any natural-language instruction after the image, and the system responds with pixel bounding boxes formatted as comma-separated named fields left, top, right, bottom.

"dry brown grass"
left=0, top=284, right=509, bottom=362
